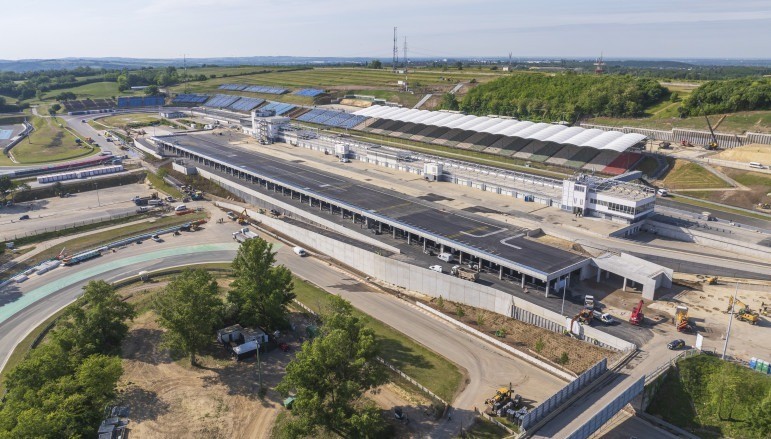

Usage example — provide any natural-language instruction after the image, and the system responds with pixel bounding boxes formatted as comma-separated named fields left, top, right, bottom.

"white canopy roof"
left=352, top=106, right=646, bottom=151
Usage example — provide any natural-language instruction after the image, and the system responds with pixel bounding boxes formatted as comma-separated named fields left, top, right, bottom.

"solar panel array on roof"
left=244, top=85, right=287, bottom=94
left=295, top=109, right=368, bottom=129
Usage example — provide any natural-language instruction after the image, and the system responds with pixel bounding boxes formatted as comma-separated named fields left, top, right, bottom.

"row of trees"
left=0, top=176, right=31, bottom=203
left=679, top=77, right=771, bottom=117
left=0, top=281, right=135, bottom=438
left=153, top=238, right=390, bottom=437
left=453, top=72, right=668, bottom=122
left=154, top=238, right=295, bottom=365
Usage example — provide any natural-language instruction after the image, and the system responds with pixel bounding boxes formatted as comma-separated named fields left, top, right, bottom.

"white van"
left=429, top=265, right=443, bottom=273
left=293, top=246, right=307, bottom=256
left=437, top=252, right=454, bottom=263
left=174, top=204, right=188, bottom=212
left=657, top=188, right=669, bottom=197
left=749, top=162, right=765, bottom=169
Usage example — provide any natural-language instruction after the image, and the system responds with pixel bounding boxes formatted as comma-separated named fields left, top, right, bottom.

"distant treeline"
left=455, top=73, right=667, bottom=122
left=679, top=77, right=771, bottom=116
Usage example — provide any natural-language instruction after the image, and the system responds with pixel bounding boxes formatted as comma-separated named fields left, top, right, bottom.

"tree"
left=153, top=269, right=224, bottom=365
left=10, top=182, right=30, bottom=203
left=368, top=60, right=382, bottom=69
left=56, top=280, right=136, bottom=356
left=228, top=238, right=295, bottom=331
left=116, top=74, right=129, bottom=91
left=441, top=92, right=459, bottom=111
left=0, top=176, right=13, bottom=196
left=456, top=61, right=464, bottom=70
left=55, top=91, right=77, bottom=101
left=276, top=296, right=388, bottom=437
left=52, top=181, right=64, bottom=196
left=48, top=103, right=61, bottom=116
left=144, top=85, right=160, bottom=96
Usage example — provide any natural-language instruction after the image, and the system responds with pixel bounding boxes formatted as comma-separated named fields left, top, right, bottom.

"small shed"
left=242, top=327, right=269, bottom=344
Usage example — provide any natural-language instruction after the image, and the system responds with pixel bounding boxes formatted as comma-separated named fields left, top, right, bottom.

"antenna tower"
left=508, top=52, right=512, bottom=70
left=594, top=52, right=605, bottom=75
left=403, top=36, right=408, bottom=90
left=183, top=54, right=189, bottom=93
left=392, top=27, right=399, bottom=72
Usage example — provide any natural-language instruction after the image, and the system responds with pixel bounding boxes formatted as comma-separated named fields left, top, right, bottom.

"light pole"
left=94, top=183, right=101, bottom=207
left=722, top=282, right=739, bottom=360
left=256, top=343, right=263, bottom=393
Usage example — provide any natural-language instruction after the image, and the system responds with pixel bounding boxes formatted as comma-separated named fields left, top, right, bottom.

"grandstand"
left=117, top=96, right=165, bottom=108
left=352, top=105, right=646, bottom=173
left=294, top=109, right=367, bottom=129
left=219, top=84, right=249, bottom=91
left=227, top=97, right=265, bottom=112
left=61, top=98, right=116, bottom=112
left=203, top=94, right=241, bottom=108
left=294, top=88, right=325, bottom=97
left=259, top=101, right=296, bottom=116
left=172, top=94, right=210, bottom=105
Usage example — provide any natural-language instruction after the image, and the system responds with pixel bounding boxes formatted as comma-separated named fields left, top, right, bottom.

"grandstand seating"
left=459, top=133, right=502, bottom=151
left=219, top=84, right=248, bottom=91
left=294, top=88, right=325, bottom=97
left=528, top=142, right=565, bottom=163
left=203, top=94, right=241, bottom=108
left=260, top=101, right=296, bottom=116
left=600, top=152, right=642, bottom=175
left=244, top=85, right=287, bottom=94
left=562, top=148, right=602, bottom=170
left=117, top=96, right=165, bottom=108
left=294, top=109, right=367, bottom=129
left=63, top=99, right=117, bottom=112
left=227, top=97, right=265, bottom=112
left=172, top=94, right=210, bottom=105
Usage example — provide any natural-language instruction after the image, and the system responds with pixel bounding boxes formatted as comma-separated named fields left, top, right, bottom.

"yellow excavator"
left=676, top=305, right=693, bottom=332
left=728, top=297, right=759, bottom=325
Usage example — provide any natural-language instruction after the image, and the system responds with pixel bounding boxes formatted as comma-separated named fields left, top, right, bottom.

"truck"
left=191, top=190, right=204, bottom=201
left=451, top=265, right=478, bottom=282
left=232, top=228, right=259, bottom=243
left=584, top=295, right=595, bottom=310
left=133, top=192, right=159, bottom=206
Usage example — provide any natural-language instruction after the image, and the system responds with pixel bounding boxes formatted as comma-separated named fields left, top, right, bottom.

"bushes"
left=457, top=73, right=667, bottom=122
left=679, top=78, right=771, bottom=117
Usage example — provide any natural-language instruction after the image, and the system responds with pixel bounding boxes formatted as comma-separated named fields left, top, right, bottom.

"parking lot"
left=0, top=183, right=154, bottom=242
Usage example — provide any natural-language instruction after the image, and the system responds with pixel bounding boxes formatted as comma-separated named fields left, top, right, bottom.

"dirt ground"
left=421, top=299, right=616, bottom=375
left=647, top=275, right=771, bottom=362
left=368, top=382, right=439, bottom=438
left=713, top=143, right=771, bottom=165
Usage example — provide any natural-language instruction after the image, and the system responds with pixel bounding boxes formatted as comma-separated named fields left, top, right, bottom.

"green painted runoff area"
left=0, top=243, right=240, bottom=324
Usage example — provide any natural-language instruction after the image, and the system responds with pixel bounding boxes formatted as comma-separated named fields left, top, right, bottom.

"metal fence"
left=1, top=211, right=139, bottom=242
left=520, top=358, right=607, bottom=430
left=565, top=376, right=645, bottom=439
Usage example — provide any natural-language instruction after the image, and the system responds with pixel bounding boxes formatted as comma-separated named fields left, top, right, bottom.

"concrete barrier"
left=643, top=220, right=771, bottom=261
left=133, top=138, right=163, bottom=159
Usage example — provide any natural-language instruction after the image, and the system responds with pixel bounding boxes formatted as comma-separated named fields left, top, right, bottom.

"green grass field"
left=292, top=277, right=464, bottom=402
left=646, top=355, right=771, bottom=439
left=98, top=113, right=162, bottom=128
left=37, top=81, right=134, bottom=103
left=662, top=160, right=731, bottom=189
left=8, top=115, right=99, bottom=164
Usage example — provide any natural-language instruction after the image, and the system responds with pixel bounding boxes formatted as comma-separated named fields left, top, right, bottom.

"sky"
left=3, top=0, right=771, bottom=60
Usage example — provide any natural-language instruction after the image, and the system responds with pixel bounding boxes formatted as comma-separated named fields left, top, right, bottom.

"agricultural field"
left=7, top=115, right=98, bottom=164
left=660, top=160, right=731, bottom=190
left=168, top=67, right=501, bottom=97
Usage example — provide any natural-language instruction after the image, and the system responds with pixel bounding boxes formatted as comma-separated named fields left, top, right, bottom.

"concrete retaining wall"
left=643, top=220, right=771, bottom=261
left=581, top=123, right=769, bottom=148
left=133, top=138, right=163, bottom=159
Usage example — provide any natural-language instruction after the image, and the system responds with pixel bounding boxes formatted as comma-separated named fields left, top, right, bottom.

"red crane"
left=630, top=300, right=644, bottom=326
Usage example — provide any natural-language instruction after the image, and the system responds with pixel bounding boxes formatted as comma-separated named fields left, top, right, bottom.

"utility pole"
left=403, top=36, right=408, bottom=91
left=183, top=54, right=189, bottom=94
left=392, top=27, right=399, bottom=73
left=722, top=282, right=739, bottom=360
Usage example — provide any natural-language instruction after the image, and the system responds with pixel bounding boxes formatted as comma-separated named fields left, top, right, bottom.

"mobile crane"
left=700, top=100, right=719, bottom=150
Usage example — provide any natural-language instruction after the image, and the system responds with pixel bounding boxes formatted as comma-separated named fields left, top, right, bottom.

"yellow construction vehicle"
left=237, top=209, right=250, bottom=225
left=675, top=305, right=693, bottom=332
left=485, top=387, right=513, bottom=405
left=706, top=276, right=718, bottom=285
left=728, top=297, right=760, bottom=325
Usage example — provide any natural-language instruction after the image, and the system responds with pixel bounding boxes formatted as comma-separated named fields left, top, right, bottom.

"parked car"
left=667, top=339, right=686, bottom=350
left=429, top=265, right=443, bottom=273
left=293, top=246, right=307, bottom=257
left=151, top=235, right=163, bottom=243
left=18, top=215, right=29, bottom=220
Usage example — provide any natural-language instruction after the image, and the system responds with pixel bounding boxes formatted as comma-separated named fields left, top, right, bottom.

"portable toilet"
left=749, top=357, right=757, bottom=369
